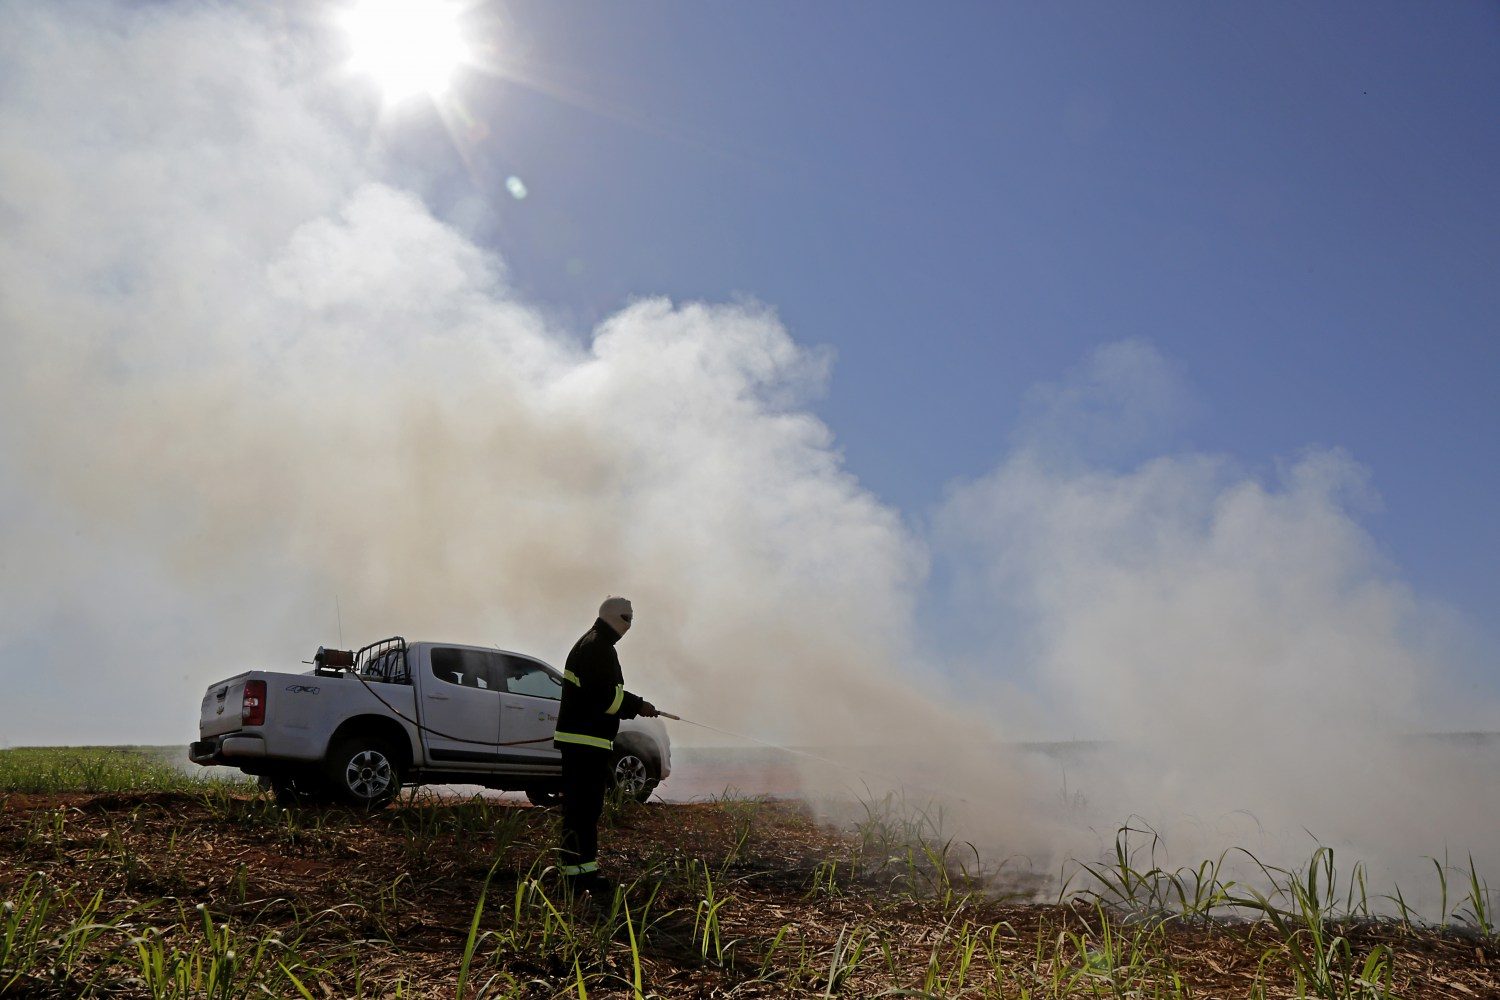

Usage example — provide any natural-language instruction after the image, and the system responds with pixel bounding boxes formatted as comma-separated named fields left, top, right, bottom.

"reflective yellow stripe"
left=553, top=731, right=612, bottom=750
left=563, top=670, right=581, bottom=686
left=560, top=861, right=599, bottom=877
left=606, top=684, right=625, bottom=715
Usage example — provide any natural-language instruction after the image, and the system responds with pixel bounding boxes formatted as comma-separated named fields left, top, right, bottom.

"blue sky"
left=411, top=1, right=1499, bottom=624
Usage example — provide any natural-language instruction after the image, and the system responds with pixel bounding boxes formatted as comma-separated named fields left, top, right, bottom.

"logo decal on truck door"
left=285, top=685, right=321, bottom=695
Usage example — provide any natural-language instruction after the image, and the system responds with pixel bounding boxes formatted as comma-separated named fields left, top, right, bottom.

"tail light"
left=242, top=680, right=267, bottom=726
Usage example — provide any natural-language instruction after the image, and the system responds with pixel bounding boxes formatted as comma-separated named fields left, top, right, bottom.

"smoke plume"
left=0, top=2, right=937, bottom=750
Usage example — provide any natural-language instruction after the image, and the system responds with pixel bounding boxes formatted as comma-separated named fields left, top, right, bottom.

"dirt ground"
left=1, top=790, right=1496, bottom=998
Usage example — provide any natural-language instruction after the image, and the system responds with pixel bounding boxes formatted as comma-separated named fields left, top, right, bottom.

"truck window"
left=429, top=647, right=501, bottom=690
left=361, top=648, right=409, bottom=683
left=501, top=656, right=563, bottom=700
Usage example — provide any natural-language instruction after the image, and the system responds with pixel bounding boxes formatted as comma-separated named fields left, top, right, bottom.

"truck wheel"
left=611, top=748, right=658, bottom=803
left=325, top=736, right=402, bottom=810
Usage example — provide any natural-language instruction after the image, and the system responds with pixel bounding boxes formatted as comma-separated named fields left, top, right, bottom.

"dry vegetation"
left=0, top=748, right=1496, bottom=998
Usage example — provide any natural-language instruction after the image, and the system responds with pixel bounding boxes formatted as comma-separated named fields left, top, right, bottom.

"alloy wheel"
left=344, top=748, right=394, bottom=800
left=613, top=753, right=651, bottom=798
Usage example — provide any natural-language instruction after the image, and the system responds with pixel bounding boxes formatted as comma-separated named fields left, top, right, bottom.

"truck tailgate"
left=199, top=674, right=251, bottom=738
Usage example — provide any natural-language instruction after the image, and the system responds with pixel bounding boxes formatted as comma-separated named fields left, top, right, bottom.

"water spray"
left=654, top=711, right=972, bottom=803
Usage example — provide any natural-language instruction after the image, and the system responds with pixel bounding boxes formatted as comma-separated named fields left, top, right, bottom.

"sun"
left=340, top=0, right=471, bottom=102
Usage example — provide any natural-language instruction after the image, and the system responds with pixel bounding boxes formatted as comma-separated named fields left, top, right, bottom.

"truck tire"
left=611, top=747, right=659, bottom=803
left=324, top=735, right=402, bottom=810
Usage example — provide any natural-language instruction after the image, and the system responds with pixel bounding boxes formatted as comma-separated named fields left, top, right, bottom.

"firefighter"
left=553, top=595, right=658, bottom=895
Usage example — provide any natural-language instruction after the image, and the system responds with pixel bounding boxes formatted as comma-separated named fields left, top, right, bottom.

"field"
left=0, top=747, right=1495, bottom=998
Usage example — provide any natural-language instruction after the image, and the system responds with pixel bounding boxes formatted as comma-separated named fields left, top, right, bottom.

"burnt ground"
left=0, top=790, right=1496, bottom=998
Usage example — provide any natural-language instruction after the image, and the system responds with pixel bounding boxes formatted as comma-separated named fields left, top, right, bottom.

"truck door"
left=496, top=653, right=565, bottom=764
left=421, top=646, right=502, bottom=767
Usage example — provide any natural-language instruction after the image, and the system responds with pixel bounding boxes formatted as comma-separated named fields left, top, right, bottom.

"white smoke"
left=922, top=342, right=1499, bottom=898
left=0, top=2, right=934, bottom=751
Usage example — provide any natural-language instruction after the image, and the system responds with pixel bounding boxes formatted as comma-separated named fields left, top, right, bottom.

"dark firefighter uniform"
left=553, top=603, right=649, bottom=887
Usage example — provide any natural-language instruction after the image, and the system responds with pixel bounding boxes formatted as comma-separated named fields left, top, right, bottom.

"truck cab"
left=190, top=637, right=671, bottom=808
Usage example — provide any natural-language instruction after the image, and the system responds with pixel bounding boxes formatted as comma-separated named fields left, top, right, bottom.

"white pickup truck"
left=189, top=637, right=671, bottom=808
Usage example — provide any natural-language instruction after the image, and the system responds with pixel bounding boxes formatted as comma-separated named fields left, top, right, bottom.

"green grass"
left=0, top=746, right=249, bottom=795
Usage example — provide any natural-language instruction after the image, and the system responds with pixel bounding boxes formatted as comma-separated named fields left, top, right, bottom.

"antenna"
left=336, top=594, right=344, bottom=648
